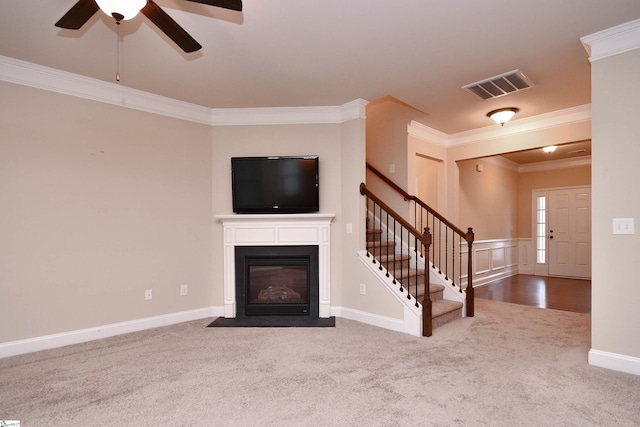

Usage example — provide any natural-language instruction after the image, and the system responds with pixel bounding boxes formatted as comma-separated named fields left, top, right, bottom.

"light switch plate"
left=613, top=218, right=634, bottom=235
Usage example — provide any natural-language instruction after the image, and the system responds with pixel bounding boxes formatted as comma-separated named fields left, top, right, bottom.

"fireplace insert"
left=235, top=245, right=319, bottom=317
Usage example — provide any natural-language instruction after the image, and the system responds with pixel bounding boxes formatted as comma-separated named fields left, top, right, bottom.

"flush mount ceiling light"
left=487, top=108, right=519, bottom=126
left=543, top=145, right=557, bottom=153
left=95, top=0, right=147, bottom=21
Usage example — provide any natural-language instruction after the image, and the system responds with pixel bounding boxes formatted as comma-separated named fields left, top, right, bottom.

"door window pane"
left=536, top=196, right=546, bottom=264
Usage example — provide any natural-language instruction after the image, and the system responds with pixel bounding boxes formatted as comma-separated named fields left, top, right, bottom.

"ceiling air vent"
left=462, top=69, right=534, bottom=100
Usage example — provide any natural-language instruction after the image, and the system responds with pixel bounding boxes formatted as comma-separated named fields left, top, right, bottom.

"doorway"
left=533, top=186, right=591, bottom=278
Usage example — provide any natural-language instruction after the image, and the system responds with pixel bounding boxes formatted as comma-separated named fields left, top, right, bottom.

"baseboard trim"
left=4, top=305, right=418, bottom=359
left=0, top=306, right=224, bottom=359
left=331, top=306, right=406, bottom=334
left=589, top=348, right=640, bottom=376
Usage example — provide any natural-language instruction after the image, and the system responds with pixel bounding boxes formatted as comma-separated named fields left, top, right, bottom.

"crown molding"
left=472, top=154, right=591, bottom=174
left=481, top=155, right=520, bottom=172
left=0, top=55, right=213, bottom=125
left=448, top=104, right=591, bottom=147
left=1, top=53, right=588, bottom=133
left=408, top=104, right=591, bottom=147
left=0, top=55, right=367, bottom=126
left=210, top=98, right=368, bottom=126
left=408, top=121, right=449, bottom=146
left=517, top=156, right=591, bottom=173
left=581, top=19, right=640, bottom=62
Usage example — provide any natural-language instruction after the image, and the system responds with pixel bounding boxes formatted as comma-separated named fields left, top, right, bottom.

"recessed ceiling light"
left=543, top=146, right=557, bottom=153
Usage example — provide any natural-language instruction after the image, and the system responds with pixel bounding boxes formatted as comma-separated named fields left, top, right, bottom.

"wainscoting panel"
left=518, top=238, right=534, bottom=275
left=475, top=248, right=491, bottom=274
left=492, top=247, right=506, bottom=271
left=472, top=239, right=519, bottom=287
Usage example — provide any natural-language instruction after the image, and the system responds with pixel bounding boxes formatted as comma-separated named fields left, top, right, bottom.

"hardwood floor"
left=474, top=274, right=591, bottom=314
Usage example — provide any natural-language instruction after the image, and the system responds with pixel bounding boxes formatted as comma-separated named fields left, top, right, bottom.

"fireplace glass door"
left=235, top=245, right=319, bottom=317
left=246, top=261, right=309, bottom=316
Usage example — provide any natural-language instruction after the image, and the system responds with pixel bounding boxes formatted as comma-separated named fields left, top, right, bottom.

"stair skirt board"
left=357, top=250, right=464, bottom=336
left=332, top=306, right=421, bottom=337
left=365, top=225, right=467, bottom=313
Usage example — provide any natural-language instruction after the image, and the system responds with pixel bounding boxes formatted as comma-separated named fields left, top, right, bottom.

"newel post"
left=465, top=227, right=475, bottom=317
left=422, top=227, right=433, bottom=337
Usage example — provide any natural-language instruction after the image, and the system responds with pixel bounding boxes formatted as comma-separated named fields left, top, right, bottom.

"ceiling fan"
left=55, top=0, right=243, bottom=53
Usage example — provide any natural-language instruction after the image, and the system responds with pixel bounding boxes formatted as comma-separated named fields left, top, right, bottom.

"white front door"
left=547, top=187, right=591, bottom=278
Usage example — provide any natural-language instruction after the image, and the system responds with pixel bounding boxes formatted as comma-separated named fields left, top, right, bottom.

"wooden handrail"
left=366, top=162, right=475, bottom=318
left=367, top=162, right=471, bottom=241
left=359, top=183, right=430, bottom=248
left=361, top=181, right=434, bottom=336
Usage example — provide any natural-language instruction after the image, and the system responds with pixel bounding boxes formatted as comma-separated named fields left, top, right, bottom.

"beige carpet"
left=1, top=299, right=639, bottom=426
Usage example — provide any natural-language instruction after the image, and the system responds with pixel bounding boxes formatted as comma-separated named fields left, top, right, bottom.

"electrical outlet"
left=359, top=283, right=366, bottom=295
left=180, top=284, right=188, bottom=296
left=145, top=289, right=152, bottom=300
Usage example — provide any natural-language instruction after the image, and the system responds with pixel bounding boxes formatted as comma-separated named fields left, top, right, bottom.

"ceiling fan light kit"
left=95, top=0, right=146, bottom=21
left=55, top=0, right=243, bottom=53
left=487, top=107, right=519, bottom=126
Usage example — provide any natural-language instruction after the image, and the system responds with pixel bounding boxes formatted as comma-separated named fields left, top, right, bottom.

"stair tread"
left=364, top=235, right=463, bottom=330
left=377, top=254, right=411, bottom=261
left=432, top=299, right=463, bottom=318
left=366, top=241, right=395, bottom=246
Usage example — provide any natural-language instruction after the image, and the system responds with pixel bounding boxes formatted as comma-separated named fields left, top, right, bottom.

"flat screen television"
left=231, top=156, right=319, bottom=214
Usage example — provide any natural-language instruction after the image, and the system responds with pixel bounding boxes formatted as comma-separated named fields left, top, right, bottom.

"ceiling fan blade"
left=141, top=1, right=202, bottom=53
left=55, top=0, right=100, bottom=29
left=185, top=0, right=243, bottom=12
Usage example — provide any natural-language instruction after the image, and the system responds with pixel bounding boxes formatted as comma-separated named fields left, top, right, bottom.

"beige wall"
left=458, top=158, right=518, bottom=241
left=366, top=98, right=430, bottom=190
left=0, top=82, right=213, bottom=342
left=209, top=119, right=402, bottom=319
left=517, top=165, right=591, bottom=238
left=591, top=48, right=640, bottom=360
left=0, top=79, right=407, bottom=346
left=446, top=122, right=592, bottom=226
left=366, top=97, right=431, bottom=219
left=415, top=154, right=440, bottom=211
left=409, top=150, right=590, bottom=243
left=210, top=123, right=347, bottom=307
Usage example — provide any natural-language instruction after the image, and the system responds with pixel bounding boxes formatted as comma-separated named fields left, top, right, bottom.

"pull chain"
left=116, top=19, right=121, bottom=82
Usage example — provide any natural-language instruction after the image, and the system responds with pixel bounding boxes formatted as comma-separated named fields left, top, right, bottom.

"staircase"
left=366, top=227, right=464, bottom=331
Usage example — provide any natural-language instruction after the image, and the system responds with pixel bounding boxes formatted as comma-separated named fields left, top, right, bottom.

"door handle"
left=549, top=236, right=554, bottom=239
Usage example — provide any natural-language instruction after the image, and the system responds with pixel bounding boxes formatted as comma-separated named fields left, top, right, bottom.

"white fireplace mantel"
left=216, top=213, right=335, bottom=318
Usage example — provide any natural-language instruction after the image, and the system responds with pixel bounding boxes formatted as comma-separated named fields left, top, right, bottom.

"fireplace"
left=235, top=246, right=319, bottom=317
left=216, top=213, right=334, bottom=320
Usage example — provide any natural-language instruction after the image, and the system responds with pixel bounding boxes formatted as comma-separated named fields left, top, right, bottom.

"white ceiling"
left=2, top=1, right=640, bottom=134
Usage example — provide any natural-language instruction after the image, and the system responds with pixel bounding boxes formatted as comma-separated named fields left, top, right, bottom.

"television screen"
left=231, top=156, right=319, bottom=214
